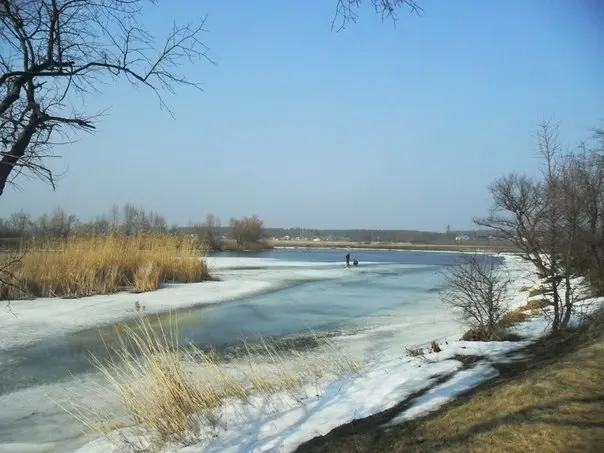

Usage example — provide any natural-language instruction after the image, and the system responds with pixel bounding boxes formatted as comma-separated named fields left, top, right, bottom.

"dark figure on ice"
left=345, top=253, right=350, bottom=267
left=353, top=258, right=358, bottom=267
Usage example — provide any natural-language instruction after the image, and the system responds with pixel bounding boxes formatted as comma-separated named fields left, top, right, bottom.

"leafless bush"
left=442, top=253, right=512, bottom=341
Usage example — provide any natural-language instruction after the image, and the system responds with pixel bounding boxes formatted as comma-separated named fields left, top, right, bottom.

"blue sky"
left=1, top=0, right=603, bottom=230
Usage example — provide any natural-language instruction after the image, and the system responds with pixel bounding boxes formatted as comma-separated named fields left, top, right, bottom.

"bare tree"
left=475, top=120, right=603, bottom=331
left=0, top=0, right=211, bottom=195
left=35, top=213, right=50, bottom=237
left=106, top=203, right=121, bottom=234
left=332, top=0, right=422, bottom=31
left=121, top=203, right=139, bottom=236
left=77, top=215, right=110, bottom=236
left=475, top=121, right=572, bottom=330
left=47, top=206, right=78, bottom=237
left=8, top=210, right=32, bottom=237
left=441, top=253, right=511, bottom=341
left=149, top=211, right=167, bottom=234
left=557, top=136, right=604, bottom=297
left=197, top=213, right=220, bottom=250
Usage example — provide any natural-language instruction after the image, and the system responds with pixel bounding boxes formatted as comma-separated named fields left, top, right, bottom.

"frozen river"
left=0, top=248, right=507, bottom=453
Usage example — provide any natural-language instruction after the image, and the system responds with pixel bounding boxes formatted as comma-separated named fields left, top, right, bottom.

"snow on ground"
left=386, top=363, right=499, bottom=425
left=74, top=326, right=541, bottom=453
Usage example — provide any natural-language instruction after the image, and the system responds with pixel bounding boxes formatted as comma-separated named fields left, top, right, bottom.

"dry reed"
left=0, top=234, right=208, bottom=299
left=77, top=316, right=363, bottom=448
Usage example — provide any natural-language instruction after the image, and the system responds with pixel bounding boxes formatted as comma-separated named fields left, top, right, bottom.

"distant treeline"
left=0, top=204, right=507, bottom=250
left=263, top=228, right=505, bottom=244
left=176, top=226, right=507, bottom=246
left=0, top=206, right=270, bottom=252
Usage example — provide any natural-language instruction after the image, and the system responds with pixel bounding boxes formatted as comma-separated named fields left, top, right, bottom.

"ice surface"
left=0, top=257, right=370, bottom=351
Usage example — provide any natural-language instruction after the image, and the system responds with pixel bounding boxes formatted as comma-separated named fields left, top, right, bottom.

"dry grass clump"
left=430, top=340, right=441, bottom=353
left=244, top=338, right=304, bottom=395
left=501, top=308, right=531, bottom=327
left=91, top=320, right=229, bottom=443
left=462, top=308, right=532, bottom=341
left=73, top=316, right=363, bottom=448
left=460, top=327, right=484, bottom=341
left=519, top=298, right=550, bottom=311
left=0, top=234, right=208, bottom=299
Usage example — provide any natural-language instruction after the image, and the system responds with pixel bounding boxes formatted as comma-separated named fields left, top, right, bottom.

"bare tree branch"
left=332, top=0, right=422, bottom=32
left=0, top=0, right=212, bottom=195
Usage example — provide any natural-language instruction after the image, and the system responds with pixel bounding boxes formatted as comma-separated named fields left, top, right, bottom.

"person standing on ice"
left=345, top=252, right=350, bottom=267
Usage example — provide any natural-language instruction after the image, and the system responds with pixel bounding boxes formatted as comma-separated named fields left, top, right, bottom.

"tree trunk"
left=561, top=273, right=573, bottom=328
left=0, top=115, right=37, bottom=196
left=551, top=280, right=561, bottom=331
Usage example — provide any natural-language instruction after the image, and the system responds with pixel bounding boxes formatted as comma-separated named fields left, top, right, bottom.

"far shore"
left=267, top=239, right=517, bottom=253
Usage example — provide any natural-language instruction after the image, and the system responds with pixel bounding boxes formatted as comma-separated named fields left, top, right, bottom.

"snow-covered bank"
left=182, top=340, right=532, bottom=453
left=74, top=325, right=541, bottom=453
left=81, top=300, right=603, bottom=453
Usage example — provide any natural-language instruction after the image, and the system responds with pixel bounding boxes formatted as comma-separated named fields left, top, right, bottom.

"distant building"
left=455, top=235, right=471, bottom=242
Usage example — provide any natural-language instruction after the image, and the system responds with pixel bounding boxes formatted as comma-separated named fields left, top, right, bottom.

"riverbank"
left=270, top=239, right=516, bottom=253
left=0, top=252, right=534, bottom=453
left=294, top=305, right=604, bottom=453
left=68, top=255, right=580, bottom=453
